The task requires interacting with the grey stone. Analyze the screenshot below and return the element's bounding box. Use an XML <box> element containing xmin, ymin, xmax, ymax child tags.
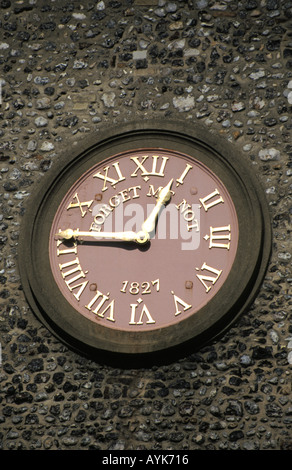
<box><xmin>101</xmin><ymin>92</ymin><xmax>116</xmax><ymax>108</ymax></box>
<box><xmin>173</xmin><ymin>95</ymin><xmax>195</xmax><ymax>111</ymax></box>
<box><xmin>133</xmin><ymin>50</ymin><xmax>147</xmax><ymax>60</ymax></box>
<box><xmin>40</xmin><ymin>141</ymin><xmax>55</xmax><ymax>151</ymax></box>
<box><xmin>34</xmin><ymin>117</ymin><xmax>48</xmax><ymax>127</ymax></box>
<box><xmin>258</xmin><ymin>148</ymin><xmax>280</xmax><ymax>161</ymax></box>
<box><xmin>231</xmin><ymin>101</ymin><xmax>245</xmax><ymax>112</ymax></box>
<box><xmin>36</xmin><ymin>98</ymin><xmax>51</xmax><ymax>110</ymax></box>
<box><xmin>27</xmin><ymin>140</ymin><xmax>38</xmax><ymax>151</ymax></box>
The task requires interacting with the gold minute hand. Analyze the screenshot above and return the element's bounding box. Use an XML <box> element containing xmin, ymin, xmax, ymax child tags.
<box><xmin>141</xmin><ymin>178</ymin><xmax>173</xmax><ymax>234</ymax></box>
<box><xmin>56</xmin><ymin>229</ymin><xmax>149</xmax><ymax>245</ymax></box>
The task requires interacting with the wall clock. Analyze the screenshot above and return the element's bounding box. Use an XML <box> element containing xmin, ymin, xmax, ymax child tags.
<box><xmin>19</xmin><ymin>121</ymin><xmax>271</xmax><ymax>363</ymax></box>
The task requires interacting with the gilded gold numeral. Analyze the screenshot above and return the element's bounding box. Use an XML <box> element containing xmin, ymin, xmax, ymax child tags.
<box><xmin>56</xmin><ymin>239</ymin><xmax>78</xmax><ymax>256</ymax></box>
<box><xmin>199</xmin><ymin>189</ymin><xmax>224</xmax><ymax>212</ymax></box>
<box><xmin>131</xmin><ymin>155</ymin><xmax>168</xmax><ymax>180</ymax></box>
<box><xmin>176</xmin><ymin>163</ymin><xmax>193</xmax><ymax>187</ymax></box>
<box><xmin>59</xmin><ymin>257</ymin><xmax>82</xmax><ymax>278</ymax></box>
<box><xmin>67</xmin><ymin>193</ymin><xmax>93</xmax><ymax>218</ymax></box>
<box><xmin>171</xmin><ymin>291</ymin><xmax>192</xmax><ymax>316</ymax></box>
<box><xmin>204</xmin><ymin>225</ymin><xmax>231</xmax><ymax>250</ymax></box>
<box><xmin>58</xmin><ymin>256</ymin><xmax>89</xmax><ymax>300</ymax></box>
<box><xmin>129</xmin><ymin>300</ymin><xmax>155</xmax><ymax>325</ymax></box>
<box><xmin>71</xmin><ymin>281</ymin><xmax>89</xmax><ymax>301</ymax></box>
<box><xmin>120</xmin><ymin>279</ymin><xmax>160</xmax><ymax>295</ymax></box>
<box><xmin>196</xmin><ymin>262</ymin><xmax>222</xmax><ymax>293</ymax></box>
<box><xmin>93</xmin><ymin>161</ymin><xmax>126</xmax><ymax>192</ymax></box>
<box><xmin>85</xmin><ymin>290</ymin><xmax>115</xmax><ymax>322</ymax></box>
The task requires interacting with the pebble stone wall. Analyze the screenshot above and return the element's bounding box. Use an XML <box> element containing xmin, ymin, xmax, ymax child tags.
<box><xmin>0</xmin><ymin>0</ymin><xmax>291</xmax><ymax>452</ymax></box>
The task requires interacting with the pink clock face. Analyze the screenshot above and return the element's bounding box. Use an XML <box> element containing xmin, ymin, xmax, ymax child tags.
<box><xmin>49</xmin><ymin>149</ymin><xmax>239</xmax><ymax>333</ymax></box>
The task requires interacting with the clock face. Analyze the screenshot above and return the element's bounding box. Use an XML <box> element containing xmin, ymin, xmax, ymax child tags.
<box><xmin>49</xmin><ymin>149</ymin><xmax>239</xmax><ymax>333</ymax></box>
<box><xmin>19</xmin><ymin>122</ymin><xmax>271</xmax><ymax>359</ymax></box>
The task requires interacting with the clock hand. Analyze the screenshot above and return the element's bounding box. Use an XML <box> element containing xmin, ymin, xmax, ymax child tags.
<box><xmin>55</xmin><ymin>229</ymin><xmax>149</xmax><ymax>245</ymax></box>
<box><xmin>56</xmin><ymin>179</ymin><xmax>173</xmax><ymax>245</ymax></box>
<box><xmin>141</xmin><ymin>178</ymin><xmax>173</xmax><ymax>235</ymax></box>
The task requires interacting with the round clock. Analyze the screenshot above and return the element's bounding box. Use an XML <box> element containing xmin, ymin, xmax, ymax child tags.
<box><xmin>19</xmin><ymin>122</ymin><xmax>271</xmax><ymax>362</ymax></box>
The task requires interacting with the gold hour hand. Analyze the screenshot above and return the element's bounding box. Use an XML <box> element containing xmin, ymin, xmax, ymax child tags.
<box><xmin>56</xmin><ymin>229</ymin><xmax>149</xmax><ymax>245</ymax></box>
<box><xmin>141</xmin><ymin>178</ymin><xmax>173</xmax><ymax>234</ymax></box>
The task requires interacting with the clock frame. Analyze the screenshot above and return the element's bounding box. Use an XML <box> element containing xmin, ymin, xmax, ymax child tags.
<box><xmin>19</xmin><ymin>121</ymin><xmax>271</xmax><ymax>363</ymax></box>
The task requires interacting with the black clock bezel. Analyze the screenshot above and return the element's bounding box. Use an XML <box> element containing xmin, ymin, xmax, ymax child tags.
<box><xmin>19</xmin><ymin>121</ymin><xmax>271</xmax><ymax>364</ymax></box>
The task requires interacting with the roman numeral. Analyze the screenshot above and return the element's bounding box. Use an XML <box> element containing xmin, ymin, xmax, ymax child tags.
<box><xmin>67</xmin><ymin>193</ymin><xmax>93</xmax><ymax>217</ymax></box>
<box><xmin>56</xmin><ymin>239</ymin><xmax>78</xmax><ymax>256</ymax></box>
<box><xmin>171</xmin><ymin>291</ymin><xmax>192</xmax><ymax>316</ymax></box>
<box><xmin>199</xmin><ymin>189</ymin><xmax>224</xmax><ymax>212</ymax></box>
<box><xmin>58</xmin><ymin>257</ymin><xmax>89</xmax><ymax>298</ymax></box>
<box><xmin>93</xmin><ymin>161</ymin><xmax>125</xmax><ymax>192</ymax></box>
<box><xmin>196</xmin><ymin>262</ymin><xmax>222</xmax><ymax>293</ymax></box>
<box><xmin>85</xmin><ymin>290</ymin><xmax>115</xmax><ymax>322</ymax></box>
<box><xmin>129</xmin><ymin>300</ymin><xmax>155</xmax><ymax>325</ymax></box>
<box><xmin>71</xmin><ymin>281</ymin><xmax>89</xmax><ymax>301</ymax></box>
<box><xmin>59</xmin><ymin>257</ymin><xmax>83</xmax><ymax>279</ymax></box>
<box><xmin>176</xmin><ymin>163</ymin><xmax>192</xmax><ymax>187</ymax></box>
<box><xmin>130</xmin><ymin>155</ymin><xmax>168</xmax><ymax>180</ymax></box>
<box><xmin>204</xmin><ymin>225</ymin><xmax>231</xmax><ymax>250</ymax></box>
